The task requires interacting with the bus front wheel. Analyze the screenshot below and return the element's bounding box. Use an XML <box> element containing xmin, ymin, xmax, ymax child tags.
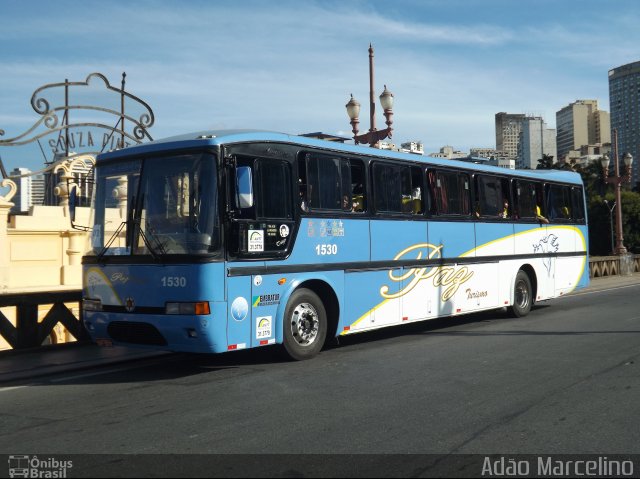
<box><xmin>282</xmin><ymin>288</ymin><xmax>327</xmax><ymax>361</ymax></box>
<box><xmin>510</xmin><ymin>270</ymin><xmax>533</xmax><ymax>318</ymax></box>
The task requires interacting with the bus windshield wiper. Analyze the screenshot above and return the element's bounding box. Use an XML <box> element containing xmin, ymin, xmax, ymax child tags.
<box><xmin>136</xmin><ymin>221</ymin><xmax>166</xmax><ymax>260</ymax></box>
<box><xmin>97</xmin><ymin>221</ymin><xmax>127</xmax><ymax>262</ymax></box>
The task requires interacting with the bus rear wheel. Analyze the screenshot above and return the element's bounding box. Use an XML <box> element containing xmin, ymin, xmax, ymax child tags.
<box><xmin>282</xmin><ymin>288</ymin><xmax>327</xmax><ymax>361</ymax></box>
<box><xmin>510</xmin><ymin>270</ymin><xmax>533</xmax><ymax>317</ymax></box>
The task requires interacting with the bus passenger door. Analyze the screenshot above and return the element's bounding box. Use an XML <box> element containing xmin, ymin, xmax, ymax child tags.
<box><xmin>226</xmin><ymin>270</ymin><xmax>254</xmax><ymax>351</ymax></box>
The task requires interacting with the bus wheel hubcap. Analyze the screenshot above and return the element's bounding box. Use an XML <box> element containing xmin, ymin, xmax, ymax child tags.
<box><xmin>291</xmin><ymin>303</ymin><xmax>319</xmax><ymax>346</ymax></box>
<box><xmin>516</xmin><ymin>280</ymin><xmax>529</xmax><ymax>309</ymax></box>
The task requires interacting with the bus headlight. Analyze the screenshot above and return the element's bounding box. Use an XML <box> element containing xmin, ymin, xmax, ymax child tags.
<box><xmin>83</xmin><ymin>299</ymin><xmax>103</xmax><ymax>312</ymax></box>
<box><xmin>165</xmin><ymin>301</ymin><xmax>211</xmax><ymax>315</ymax></box>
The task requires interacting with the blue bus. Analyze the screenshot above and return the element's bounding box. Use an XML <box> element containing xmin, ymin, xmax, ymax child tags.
<box><xmin>81</xmin><ymin>130</ymin><xmax>588</xmax><ymax>360</ymax></box>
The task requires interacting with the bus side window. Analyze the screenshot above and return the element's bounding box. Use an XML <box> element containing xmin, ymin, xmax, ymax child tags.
<box><xmin>433</xmin><ymin>170</ymin><xmax>470</xmax><ymax>216</ymax></box>
<box><xmin>349</xmin><ymin>159</ymin><xmax>366</xmax><ymax>213</ymax></box>
<box><xmin>300</xmin><ymin>152</ymin><xmax>367</xmax><ymax>214</ymax></box>
<box><xmin>410</xmin><ymin>166</ymin><xmax>423</xmax><ymax>215</ymax></box>
<box><xmin>546</xmin><ymin>184</ymin><xmax>572</xmax><ymax>222</ymax></box>
<box><xmin>514</xmin><ymin>180</ymin><xmax>537</xmax><ymax>220</ymax></box>
<box><xmin>372</xmin><ymin>162</ymin><xmax>412</xmax><ymax>214</ymax></box>
<box><xmin>426</xmin><ymin>170</ymin><xmax>438</xmax><ymax>215</ymax></box>
<box><xmin>572</xmin><ymin>187</ymin><xmax>585</xmax><ymax>222</ymax></box>
<box><xmin>297</xmin><ymin>155</ymin><xmax>309</xmax><ymax>212</ymax></box>
<box><xmin>255</xmin><ymin>158</ymin><xmax>292</xmax><ymax>219</ymax></box>
<box><xmin>476</xmin><ymin>174</ymin><xmax>508</xmax><ymax>218</ymax></box>
<box><xmin>306</xmin><ymin>153</ymin><xmax>342</xmax><ymax>210</ymax></box>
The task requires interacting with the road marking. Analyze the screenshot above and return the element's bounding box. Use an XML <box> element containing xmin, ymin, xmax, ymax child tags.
<box><xmin>0</xmin><ymin>385</ymin><xmax>29</xmax><ymax>393</ymax></box>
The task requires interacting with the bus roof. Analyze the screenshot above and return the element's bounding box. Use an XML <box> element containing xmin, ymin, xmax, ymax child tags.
<box><xmin>98</xmin><ymin>129</ymin><xmax>583</xmax><ymax>185</ymax></box>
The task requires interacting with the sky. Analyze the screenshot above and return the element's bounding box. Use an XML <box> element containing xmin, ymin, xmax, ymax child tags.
<box><xmin>1</xmin><ymin>0</ymin><xmax>639</xmax><ymax>174</ymax></box>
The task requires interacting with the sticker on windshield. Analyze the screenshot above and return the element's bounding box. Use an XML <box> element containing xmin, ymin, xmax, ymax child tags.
<box><xmin>279</xmin><ymin>224</ymin><xmax>289</xmax><ymax>238</ymax></box>
<box><xmin>248</xmin><ymin>230</ymin><xmax>264</xmax><ymax>252</ymax></box>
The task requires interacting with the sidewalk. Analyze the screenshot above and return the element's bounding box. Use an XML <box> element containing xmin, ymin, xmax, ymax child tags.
<box><xmin>580</xmin><ymin>271</ymin><xmax>640</xmax><ymax>292</ymax></box>
<box><xmin>1</xmin><ymin>273</ymin><xmax>639</xmax><ymax>384</ymax></box>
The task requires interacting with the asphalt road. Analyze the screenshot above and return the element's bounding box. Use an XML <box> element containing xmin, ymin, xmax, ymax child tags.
<box><xmin>1</xmin><ymin>282</ymin><xmax>640</xmax><ymax>476</ymax></box>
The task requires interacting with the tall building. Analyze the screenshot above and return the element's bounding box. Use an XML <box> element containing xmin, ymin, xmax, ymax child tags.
<box><xmin>495</xmin><ymin>113</ymin><xmax>526</xmax><ymax>162</ymax></box>
<box><xmin>31</xmin><ymin>173</ymin><xmax>45</xmax><ymax>207</ymax></box>
<box><xmin>609</xmin><ymin>61</ymin><xmax>640</xmax><ymax>186</ymax></box>
<box><xmin>8</xmin><ymin>168</ymin><xmax>46</xmax><ymax>212</ymax></box>
<box><xmin>555</xmin><ymin>100</ymin><xmax>610</xmax><ymax>162</ymax></box>
<box><xmin>517</xmin><ymin>117</ymin><xmax>557</xmax><ymax>169</ymax></box>
<box><xmin>9</xmin><ymin>168</ymin><xmax>32</xmax><ymax>213</ymax></box>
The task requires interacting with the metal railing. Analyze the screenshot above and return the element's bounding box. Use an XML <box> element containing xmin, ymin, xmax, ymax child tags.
<box><xmin>0</xmin><ymin>290</ymin><xmax>87</xmax><ymax>350</ymax></box>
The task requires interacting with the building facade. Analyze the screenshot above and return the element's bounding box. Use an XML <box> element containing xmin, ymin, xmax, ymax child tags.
<box><xmin>555</xmin><ymin>100</ymin><xmax>610</xmax><ymax>162</ymax></box>
<box><xmin>9</xmin><ymin>168</ymin><xmax>32</xmax><ymax>213</ymax></box>
<box><xmin>517</xmin><ymin>117</ymin><xmax>557</xmax><ymax>169</ymax></box>
<box><xmin>428</xmin><ymin>145</ymin><xmax>468</xmax><ymax>160</ymax></box>
<box><xmin>495</xmin><ymin>112</ymin><xmax>526</xmax><ymax>162</ymax></box>
<box><xmin>609</xmin><ymin>61</ymin><xmax>640</xmax><ymax>186</ymax></box>
<box><xmin>400</xmin><ymin>141</ymin><xmax>424</xmax><ymax>155</ymax></box>
<box><xmin>31</xmin><ymin>173</ymin><xmax>45</xmax><ymax>207</ymax></box>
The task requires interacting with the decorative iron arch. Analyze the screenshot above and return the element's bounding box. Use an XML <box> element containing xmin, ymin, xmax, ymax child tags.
<box><xmin>0</xmin><ymin>72</ymin><xmax>155</xmax><ymax>155</ymax></box>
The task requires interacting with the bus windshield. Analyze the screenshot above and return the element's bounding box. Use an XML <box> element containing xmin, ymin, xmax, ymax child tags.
<box><xmin>89</xmin><ymin>151</ymin><xmax>220</xmax><ymax>257</ymax></box>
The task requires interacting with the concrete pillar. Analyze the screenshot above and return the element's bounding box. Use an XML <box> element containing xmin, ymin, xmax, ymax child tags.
<box><xmin>53</xmin><ymin>172</ymin><xmax>73</xmax><ymax>208</ymax></box>
<box><xmin>62</xmin><ymin>230</ymin><xmax>85</xmax><ymax>286</ymax></box>
<box><xmin>0</xmin><ymin>179</ymin><xmax>17</xmax><ymax>291</ymax></box>
<box><xmin>620</xmin><ymin>253</ymin><xmax>635</xmax><ymax>276</ymax></box>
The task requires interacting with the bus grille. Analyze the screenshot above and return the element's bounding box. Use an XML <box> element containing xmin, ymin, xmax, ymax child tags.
<box><xmin>107</xmin><ymin>321</ymin><xmax>168</xmax><ymax>346</ymax></box>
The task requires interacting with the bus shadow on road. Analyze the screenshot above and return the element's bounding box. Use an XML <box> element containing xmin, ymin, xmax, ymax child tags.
<box><xmin>35</xmin><ymin>306</ymin><xmax>568</xmax><ymax>386</ymax></box>
<box><xmin>331</xmin><ymin>306</ymin><xmax>521</xmax><ymax>350</ymax></box>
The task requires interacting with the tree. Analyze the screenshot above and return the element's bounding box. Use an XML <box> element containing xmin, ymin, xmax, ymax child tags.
<box><xmin>536</xmin><ymin>154</ymin><xmax>555</xmax><ymax>170</ymax></box>
<box><xmin>587</xmin><ymin>190</ymin><xmax>640</xmax><ymax>255</ymax></box>
<box><xmin>530</xmin><ymin>155</ymin><xmax>639</xmax><ymax>255</ymax></box>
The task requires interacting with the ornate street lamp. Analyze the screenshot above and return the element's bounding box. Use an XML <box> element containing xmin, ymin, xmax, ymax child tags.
<box><xmin>345</xmin><ymin>45</ymin><xmax>394</xmax><ymax>147</ymax></box>
<box><xmin>603</xmin><ymin>199</ymin><xmax>616</xmax><ymax>255</ymax></box>
<box><xmin>601</xmin><ymin>128</ymin><xmax>634</xmax><ymax>255</ymax></box>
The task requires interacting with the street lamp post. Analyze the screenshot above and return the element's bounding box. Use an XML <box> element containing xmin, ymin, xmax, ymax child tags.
<box><xmin>345</xmin><ymin>44</ymin><xmax>394</xmax><ymax>148</ymax></box>
<box><xmin>601</xmin><ymin>128</ymin><xmax>634</xmax><ymax>255</ymax></box>
<box><xmin>603</xmin><ymin>199</ymin><xmax>616</xmax><ymax>255</ymax></box>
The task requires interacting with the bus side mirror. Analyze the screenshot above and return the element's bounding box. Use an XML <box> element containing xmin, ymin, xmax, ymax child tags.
<box><xmin>68</xmin><ymin>183</ymin><xmax>91</xmax><ymax>232</ymax></box>
<box><xmin>236</xmin><ymin>166</ymin><xmax>254</xmax><ymax>209</ymax></box>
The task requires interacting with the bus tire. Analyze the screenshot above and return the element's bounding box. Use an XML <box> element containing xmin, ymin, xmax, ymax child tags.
<box><xmin>282</xmin><ymin>288</ymin><xmax>327</xmax><ymax>361</ymax></box>
<box><xmin>510</xmin><ymin>270</ymin><xmax>533</xmax><ymax>318</ymax></box>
